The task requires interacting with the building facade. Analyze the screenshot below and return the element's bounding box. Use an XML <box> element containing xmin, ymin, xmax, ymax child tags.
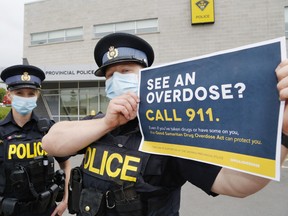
<box><xmin>9</xmin><ymin>0</ymin><xmax>288</xmax><ymax>121</ymax></box>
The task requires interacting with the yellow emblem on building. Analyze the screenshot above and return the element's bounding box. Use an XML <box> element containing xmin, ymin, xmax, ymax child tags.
<box><xmin>196</xmin><ymin>0</ymin><xmax>209</xmax><ymax>11</ymax></box>
<box><xmin>107</xmin><ymin>46</ymin><xmax>118</xmax><ymax>59</ymax></box>
<box><xmin>191</xmin><ymin>0</ymin><xmax>215</xmax><ymax>25</ymax></box>
<box><xmin>21</xmin><ymin>72</ymin><xmax>31</xmax><ymax>81</ymax></box>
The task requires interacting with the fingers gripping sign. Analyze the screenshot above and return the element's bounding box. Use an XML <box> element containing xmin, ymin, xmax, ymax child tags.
<box><xmin>276</xmin><ymin>59</ymin><xmax>288</xmax><ymax>100</ymax></box>
<box><xmin>104</xmin><ymin>92</ymin><xmax>140</xmax><ymax>128</ymax></box>
<box><xmin>276</xmin><ymin>60</ymin><xmax>288</xmax><ymax>134</ymax></box>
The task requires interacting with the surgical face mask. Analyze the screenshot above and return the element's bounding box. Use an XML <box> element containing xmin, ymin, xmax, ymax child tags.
<box><xmin>105</xmin><ymin>72</ymin><xmax>139</xmax><ymax>99</ymax></box>
<box><xmin>12</xmin><ymin>95</ymin><xmax>37</xmax><ymax>116</ymax></box>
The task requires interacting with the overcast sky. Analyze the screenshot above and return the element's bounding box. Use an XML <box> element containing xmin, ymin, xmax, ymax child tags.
<box><xmin>0</xmin><ymin>0</ymin><xmax>39</xmax><ymax>87</ymax></box>
<box><xmin>0</xmin><ymin>0</ymin><xmax>40</xmax><ymax>68</ymax></box>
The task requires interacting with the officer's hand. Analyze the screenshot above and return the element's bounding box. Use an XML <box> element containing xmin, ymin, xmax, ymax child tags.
<box><xmin>51</xmin><ymin>200</ymin><xmax>67</xmax><ymax>216</ymax></box>
<box><xmin>276</xmin><ymin>59</ymin><xmax>288</xmax><ymax>133</ymax></box>
<box><xmin>104</xmin><ymin>92</ymin><xmax>139</xmax><ymax>128</ymax></box>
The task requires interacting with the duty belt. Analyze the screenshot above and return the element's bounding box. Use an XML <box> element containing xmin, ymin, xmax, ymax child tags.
<box><xmin>0</xmin><ymin>184</ymin><xmax>59</xmax><ymax>216</ymax></box>
<box><xmin>77</xmin><ymin>185</ymin><xmax>144</xmax><ymax>216</ymax></box>
<box><xmin>106</xmin><ymin>185</ymin><xmax>138</xmax><ymax>209</ymax></box>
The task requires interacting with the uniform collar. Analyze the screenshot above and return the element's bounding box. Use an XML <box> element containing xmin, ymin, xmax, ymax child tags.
<box><xmin>0</xmin><ymin>110</ymin><xmax>38</xmax><ymax>126</ymax></box>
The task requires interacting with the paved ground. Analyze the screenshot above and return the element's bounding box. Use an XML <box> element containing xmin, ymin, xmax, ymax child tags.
<box><xmin>61</xmin><ymin>156</ymin><xmax>288</xmax><ymax>216</ymax></box>
<box><xmin>179</xmin><ymin>159</ymin><xmax>288</xmax><ymax>216</ymax></box>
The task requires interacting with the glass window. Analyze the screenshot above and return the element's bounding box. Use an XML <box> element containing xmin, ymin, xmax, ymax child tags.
<box><xmin>66</xmin><ymin>28</ymin><xmax>83</xmax><ymax>41</ymax></box>
<box><xmin>42</xmin><ymin>82</ymin><xmax>59</xmax><ymax>89</ymax></box>
<box><xmin>94</xmin><ymin>18</ymin><xmax>158</xmax><ymax>38</ymax></box>
<box><xmin>31</xmin><ymin>32</ymin><xmax>47</xmax><ymax>45</ymax></box>
<box><xmin>79</xmin><ymin>81</ymin><xmax>98</xmax><ymax>88</ymax></box>
<box><xmin>45</xmin><ymin>95</ymin><xmax>59</xmax><ymax>121</ymax></box>
<box><xmin>31</xmin><ymin>27</ymin><xmax>83</xmax><ymax>45</ymax></box>
<box><xmin>99</xmin><ymin>87</ymin><xmax>109</xmax><ymax>112</ymax></box>
<box><xmin>60</xmin><ymin>89</ymin><xmax>78</xmax><ymax>118</ymax></box>
<box><xmin>94</xmin><ymin>24</ymin><xmax>114</xmax><ymax>37</ymax></box>
<box><xmin>60</xmin><ymin>116</ymin><xmax>79</xmax><ymax>121</ymax></box>
<box><xmin>60</xmin><ymin>82</ymin><xmax>78</xmax><ymax>88</ymax></box>
<box><xmin>285</xmin><ymin>7</ymin><xmax>288</xmax><ymax>38</ymax></box>
<box><xmin>42</xmin><ymin>89</ymin><xmax>59</xmax><ymax>94</ymax></box>
<box><xmin>79</xmin><ymin>88</ymin><xmax>98</xmax><ymax>117</ymax></box>
<box><xmin>42</xmin><ymin>81</ymin><xmax>108</xmax><ymax>121</ymax></box>
<box><xmin>48</xmin><ymin>30</ymin><xmax>65</xmax><ymax>43</ymax></box>
<box><xmin>137</xmin><ymin>19</ymin><xmax>158</xmax><ymax>34</ymax></box>
<box><xmin>116</xmin><ymin>21</ymin><xmax>135</xmax><ymax>34</ymax></box>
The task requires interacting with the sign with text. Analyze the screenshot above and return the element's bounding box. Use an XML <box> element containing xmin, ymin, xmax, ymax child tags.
<box><xmin>38</xmin><ymin>64</ymin><xmax>105</xmax><ymax>81</ymax></box>
<box><xmin>138</xmin><ymin>37</ymin><xmax>286</xmax><ymax>180</ymax></box>
<box><xmin>191</xmin><ymin>0</ymin><xmax>215</xmax><ymax>24</ymax></box>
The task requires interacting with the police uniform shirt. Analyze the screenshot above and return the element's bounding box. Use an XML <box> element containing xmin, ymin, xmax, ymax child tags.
<box><xmin>78</xmin><ymin>117</ymin><xmax>221</xmax><ymax>215</ymax></box>
<box><xmin>0</xmin><ymin>111</ymin><xmax>69</xmax><ymax>165</ymax></box>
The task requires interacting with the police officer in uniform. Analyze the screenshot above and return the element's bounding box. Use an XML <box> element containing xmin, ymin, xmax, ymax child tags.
<box><xmin>42</xmin><ymin>33</ymin><xmax>288</xmax><ymax>216</ymax></box>
<box><xmin>0</xmin><ymin>65</ymin><xmax>71</xmax><ymax>216</ymax></box>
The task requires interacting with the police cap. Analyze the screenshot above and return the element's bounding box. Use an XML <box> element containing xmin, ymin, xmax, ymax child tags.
<box><xmin>0</xmin><ymin>64</ymin><xmax>45</xmax><ymax>90</ymax></box>
<box><xmin>94</xmin><ymin>32</ymin><xmax>154</xmax><ymax>77</ymax></box>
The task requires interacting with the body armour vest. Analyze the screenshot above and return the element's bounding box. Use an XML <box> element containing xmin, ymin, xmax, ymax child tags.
<box><xmin>0</xmin><ymin>120</ymin><xmax>55</xmax><ymax>201</ymax></box>
<box><xmin>78</xmin><ymin>119</ymin><xmax>182</xmax><ymax>216</ymax></box>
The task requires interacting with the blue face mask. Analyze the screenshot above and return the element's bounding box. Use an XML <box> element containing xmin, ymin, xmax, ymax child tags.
<box><xmin>105</xmin><ymin>72</ymin><xmax>139</xmax><ymax>99</ymax></box>
<box><xmin>12</xmin><ymin>95</ymin><xmax>37</xmax><ymax>116</ymax></box>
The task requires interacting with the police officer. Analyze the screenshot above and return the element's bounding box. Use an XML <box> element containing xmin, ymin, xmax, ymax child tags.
<box><xmin>42</xmin><ymin>33</ymin><xmax>288</xmax><ymax>216</ymax></box>
<box><xmin>0</xmin><ymin>65</ymin><xmax>71</xmax><ymax>216</ymax></box>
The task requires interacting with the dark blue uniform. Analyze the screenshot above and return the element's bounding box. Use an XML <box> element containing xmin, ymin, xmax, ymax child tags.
<box><xmin>69</xmin><ymin>118</ymin><xmax>221</xmax><ymax>216</ymax></box>
<box><xmin>0</xmin><ymin>111</ymin><xmax>68</xmax><ymax>216</ymax></box>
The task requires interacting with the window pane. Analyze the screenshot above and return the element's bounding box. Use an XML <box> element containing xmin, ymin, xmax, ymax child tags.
<box><xmin>61</xmin><ymin>82</ymin><xmax>78</xmax><ymax>88</ymax></box>
<box><xmin>137</xmin><ymin>19</ymin><xmax>158</xmax><ymax>33</ymax></box>
<box><xmin>60</xmin><ymin>116</ymin><xmax>78</xmax><ymax>121</ymax></box>
<box><xmin>31</xmin><ymin>32</ymin><xmax>47</xmax><ymax>45</ymax></box>
<box><xmin>79</xmin><ymin>88</ymin><xmax>98</xmax><ymax>116</ymax></box>
<box><xmin>48</xmin><ymin>38</ymin><xmax>65</xmax><ymax>43</ymax></box>
<box><xmin>285</xmin><ymin>7</ymin><xmax>288</xmax><ymax>38</ymax></box>
<box><xmin>99</xmin><ymin>87</ymin><xmax>109</xmax><ymax>112</ymax></box>
<box><xmin>115</xmin><ymin>21</ymin><xmax>135</xmax><ymax>34</ymax></box>
<box><xmin>31</xmin><ymin>39</ymin><xmax>47</xmax><ymax>45</ymax></box>
<box><xmin>66</xmin><ymin>28</ymin><xmax>83</xmax><ymax>36</ymax></box>
<box><xmin>42</xmin><ymin>89</ymin><xmax>59</xmax><ymax>94</ymax></box>
<box><xmin>94</xmin><ymin>24</ymin><xmax>114</xmax><ymax>37</ymax></box>
<box><xmin>95</xmin><ymin>24</ymin><xmax>114</xmax><ymax>33</ymax></box>
<box><xmin>45</xmin><ymin>95</ymin><xmax>59</xmax><ymax>115</ymax></box>
<box><xmin>48</xmin><ymin>30</ymin><xmax>65</xmax><ymax>43</ymax></box>
<box><xmin>60</xmin><ymin>89</ymin><xmax>78</xmax><ymax>116</ymax></box>
<box><xmin>49</xmin><ymin>30</ymin><xmax>65</xmax><ymax>39</ymax></box>
<box><xmin>42</xmin><ymin>82</ymin><xmax>59</xmax><ymax>90</ymax></box>
<box><xmin>66</xmin><ymin>28</ymin><xmax>83</xmax><ymax>41</ymax></box>
<box><xmin>31</xmin><ymin>32</ymin><xmax>47</xmax><ymax>40</ymax></box>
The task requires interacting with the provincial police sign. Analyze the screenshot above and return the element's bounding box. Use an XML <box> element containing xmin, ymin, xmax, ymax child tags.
<box><xmin>138</xmin><ymin>37</ymin><xmax>286</xmax><ymax>180</ymax></box>
<box><xmin>39</xmin><ymin>64</ymin><xmax>105</xmax><ymax>81</ymax></box>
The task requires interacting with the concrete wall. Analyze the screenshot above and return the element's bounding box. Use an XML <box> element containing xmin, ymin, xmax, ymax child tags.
<box><xmin>23</xmin><ymin>0</ymin><xmax>286</xmax><ymax>67</ymax></box>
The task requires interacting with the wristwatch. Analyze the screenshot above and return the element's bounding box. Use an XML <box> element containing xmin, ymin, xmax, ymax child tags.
<box><xmin>282</xmin><ymin>132</ymin><xmax>288</xmax><ymax>149</ymax></box>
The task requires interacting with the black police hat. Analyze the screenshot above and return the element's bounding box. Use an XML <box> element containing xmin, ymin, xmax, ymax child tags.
<box><xmin>94</xmin><ymin>32</ymin><xmax>154</xmax><ymax>76</ymax></box>
<box><xmin>0</xmin><ymin>64</ymin><xmax>45</xmax><ymax>90</ymax></box>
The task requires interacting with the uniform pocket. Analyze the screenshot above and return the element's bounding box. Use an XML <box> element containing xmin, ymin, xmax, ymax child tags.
<box><xmin>79</xmin><ymin>188</ymin><xmax>105</xmax><ymax>216</ymax></box>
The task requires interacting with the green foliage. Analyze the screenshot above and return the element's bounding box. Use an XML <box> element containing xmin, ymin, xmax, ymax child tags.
<box><xmin>0</xmin><ymin>106</ymin><xmax>11</xmax><ymax>120</ymax></box>
<box><xmin>0</xmin><ymin>88</ymin><xmax>6</xmax><ymax>103</ymax></box>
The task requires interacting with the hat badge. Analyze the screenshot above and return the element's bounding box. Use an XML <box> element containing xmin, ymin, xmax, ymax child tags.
<box><xmin>107</xmin><ymin>46</ymin><xmax>118</xmax><ymax>59</ymax></box>
<box><xmin>21</xmin><ymin>72</ymin><xmax>31</xmax><ymax>81</ymax></box>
